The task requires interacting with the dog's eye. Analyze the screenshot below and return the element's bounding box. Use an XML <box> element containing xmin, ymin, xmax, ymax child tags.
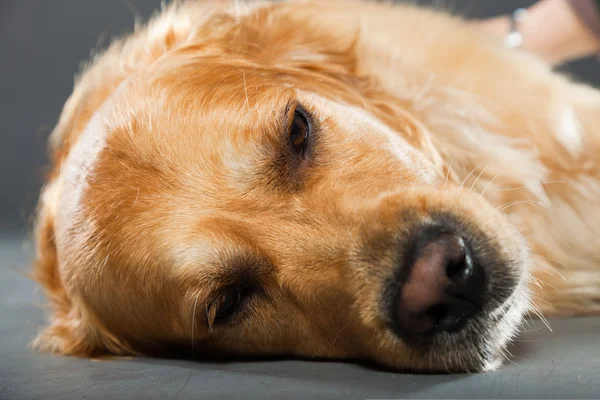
<box><xmin>214</xmin><ymin>288</ymin><xmax>242</xmax><ymax>320</ymax></box>
<box><xmin>290</xmin><ymin>109</ymin><xmax>310</xmax><ymax>153</ymax></box>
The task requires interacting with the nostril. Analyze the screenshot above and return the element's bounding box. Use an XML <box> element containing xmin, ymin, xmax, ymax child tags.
<box><xmin>445</xmin><ymin>236</ymin><xmax>467</xmax><ymax>281</ymax></box>
<box><xmin>448</xmin><ymin>247</ymin><xmax>486</xmax><ymax>308</ymax></box>
<box><xmin>438</xmin><ymin>235</ymin><xmax>484</xmax><ymax>301</ymax></box>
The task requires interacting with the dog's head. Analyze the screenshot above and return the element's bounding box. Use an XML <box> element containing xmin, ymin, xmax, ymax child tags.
<box><xmin>35</xmin><ymin>2</ymin><xmax>530</xmax><ymax>372</ymax></box>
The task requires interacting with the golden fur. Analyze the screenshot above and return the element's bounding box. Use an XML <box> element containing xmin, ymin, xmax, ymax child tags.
<box><xmin>33</xmin><ymin>0</ymin><xmax>600</xmax><ymax>372</ymax></box>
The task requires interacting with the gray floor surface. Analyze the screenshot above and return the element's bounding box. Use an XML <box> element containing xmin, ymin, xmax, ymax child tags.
<box><xmin>1</xmin><ymin>234</ymin><xmax>599</xmax><ymax>399</ymax></box>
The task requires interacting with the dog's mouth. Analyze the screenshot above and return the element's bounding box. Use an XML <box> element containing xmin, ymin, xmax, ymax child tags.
<box><xmin>381</xmin><ymin>291</ymin><xmax>529</xmax><ymax>373</ymax></box>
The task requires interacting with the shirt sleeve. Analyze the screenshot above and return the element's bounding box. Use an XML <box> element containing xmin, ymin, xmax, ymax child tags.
<box><xmin>566</xmin><ymin>0</ymin><xmax>600</xmax><ymax>41</ymax></box>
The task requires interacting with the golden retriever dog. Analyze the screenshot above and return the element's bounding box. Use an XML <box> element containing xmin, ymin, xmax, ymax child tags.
<box><xmin>32</xmin><ymin>0</ymin><xmax>600</xmax><ymax>373</ymax></box>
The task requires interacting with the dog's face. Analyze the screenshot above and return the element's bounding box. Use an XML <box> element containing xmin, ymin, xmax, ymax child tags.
<box><xmin>51</xmin><ymin>52</ymin><xmax>530</xmax><ymax>372</ymax></box>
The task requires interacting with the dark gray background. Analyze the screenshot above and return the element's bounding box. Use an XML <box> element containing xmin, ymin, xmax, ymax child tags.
<box><xmin>1</xmin><ymin>1</ymin><xmax>600</xmax><ymax>399</ymax></box>
<box><xmin>1</xmin><ymin>0</ymin><xmax>599</xmax><ymax>234</ymax></box>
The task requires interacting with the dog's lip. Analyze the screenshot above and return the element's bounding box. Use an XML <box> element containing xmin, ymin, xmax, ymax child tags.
<box><xmin>402</xmin><ymin>294</ymin><xmax>483</xmax><ymax>336</ymax></box>
<box><xmin>431</xmin><ymin>297</ymin><xmax>482</xmax><ymax>333</ymax></box>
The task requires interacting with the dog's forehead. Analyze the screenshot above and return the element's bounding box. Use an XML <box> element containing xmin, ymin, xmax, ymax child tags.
<box><xmin>54</xmin><ymin>76</ymin><xmax>283</xmax><ymax>258</ymax></box>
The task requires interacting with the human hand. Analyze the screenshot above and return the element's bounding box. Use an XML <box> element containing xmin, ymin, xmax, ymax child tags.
<box><xmin>477</xmin><ymin>0</ymin><xmax>600</xmax><ymax>65</ymax></box>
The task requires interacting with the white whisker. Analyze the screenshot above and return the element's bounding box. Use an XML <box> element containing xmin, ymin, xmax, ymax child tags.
<box><xmin>499</xmin><ymin>347</ymin><xmax>519</xmax><ymax>367</ymax></box>
<box><xmin>530</xmin><ymin>303</ymin><xmax>552</xmax><ymax>332</ymax></box>
<box><xmin>529</xmin><ymin>275</ymin><xmax>545</xmax><ymax>289</ymax></box>
<box><xmin>191</xmin><ymin>294</ymin><xmax>200</xmax><ymax>360</ymax></box>
<box><xmin>241</xmin><ymin>70</ymin><xmax>249</xmax><ymax>110</ymax></box>
<box><xmin>532</xmin><ymin>256</ymin><xmax>568</xmax><ymax>280</ymax></box>
<box><xmin>470</xmin><ymin>156</ymin><xmax>496</xmax><ymax>191</ymax></box>
<box><xmin>479</xmin><ymin>172</ymin><xmax>500</xmax><ymax>198</ymax></box>
<box><xmin>531</xmin><ymin>294</ymin><xmax>552</xmax><ymax>306</ymax></box>
<box><xmin>494</xmin><ymin>181</ymin><xmax>567</xmax><ymax>192</ymax></box>
<box><xmin>498</xmin><ymin>200</ymin><xmax>547</xmax><ymax>213</ymax></box>
<box><xmin>445</xmin><ymin>156</ymin><xmax>455</xmax><ymax>185</ymax></box>
<box><xmin>459</xmin><ymin>161</ymin><xmax>486</xmax><ymax>191</ymax></box>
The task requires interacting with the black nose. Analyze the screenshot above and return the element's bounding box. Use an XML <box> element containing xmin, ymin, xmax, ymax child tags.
<box><xmin>393</xmin><ymin>226</ymin><xmax>486</xmax><ymax>337</ymax></box>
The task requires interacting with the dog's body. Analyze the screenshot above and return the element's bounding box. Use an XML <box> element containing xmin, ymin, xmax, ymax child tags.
<box><xmin>34</xmin><ymin>0</ymin><xmax>600</xmax><ymax>372</ymax></box>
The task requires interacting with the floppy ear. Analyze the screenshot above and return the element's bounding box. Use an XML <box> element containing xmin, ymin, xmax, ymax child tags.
<box><xmin>32</xmin><ymin>2</ymin><xmax>206</xmax><ymax>355</ymax></box>
<box><xmin>31</xmin><ymin>182</ymin><xmax>99</xmax><ymax>356</ymax></box>
<box><xmin>32</xmin><ymin>183</ymin><xmax>139</xmax><ymax>356</ymax></box>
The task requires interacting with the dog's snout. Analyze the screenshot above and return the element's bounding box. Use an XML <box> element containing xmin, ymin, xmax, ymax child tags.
<box><xmin>393</xmin><ymin>227</ymin><xmax>486</xmax><ymax>338</ymax></box>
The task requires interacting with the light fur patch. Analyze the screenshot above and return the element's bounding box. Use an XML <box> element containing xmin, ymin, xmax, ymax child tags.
<box><xmin>553</xmin><ymin>104</ymin><xmax>583</xmax><ymax>157</ymax></box>
<box><xmin>55</xmin><ymin>81</ymin><xmax>133</xmax><ymax>268</ymax></box>
<box><xmin>297</xmin><ymin>90</ymin><xmax>439</xmax><ymax>184</ymax></box>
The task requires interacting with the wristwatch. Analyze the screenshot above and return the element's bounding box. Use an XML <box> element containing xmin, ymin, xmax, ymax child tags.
<box><xmin>505</xmin><ymin>8</ymin><xmax>528</xmax><ymax>49</ymax></box>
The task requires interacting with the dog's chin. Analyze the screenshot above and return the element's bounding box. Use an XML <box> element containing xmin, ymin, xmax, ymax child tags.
<box><xmin>481</xmin><ymin>279</ymin><xmax>532</xmax><ymax>371</ymax></box>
